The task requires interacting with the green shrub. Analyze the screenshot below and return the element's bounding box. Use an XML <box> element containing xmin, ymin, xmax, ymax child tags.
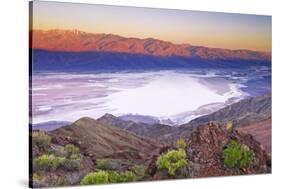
<box><xmin>96</xmin><ymin>159</ymin><xmax>107</xmax><ymax>170</ymax></box>
<box><xmin>60</xmin><ymin>156</ymin><xmax>81</xmax><ymax>171</ymax></box>
<box><xmin>96</xmin><ymin>158</ymin><xmax>131</xmax><ymax>170</ymax></box>
<box><xmin>51</xmin><ymin>145</ymin><xmax>66</xmax><ymax>157</ymax></box>
<box><xmin>32</xmin><ymin>131</ymin><xmax>51</xmax><ymax>152</ymax></box>
<box><xmin>33</xmin><ymin>144</ymin><xmax>82</xmax><ymax>172</ymax></box>
<box><xmin>65</xmin><ymin>144</ymin><xmax>80</xmax><ymax>158</ymax></box>
<box><xmin>223</xmin><ymin>140</ymin><xmax>254</xmax><ymax>168</ymax></box>
<box><xmin>131</xmin><ymin>165</ymin><xmax>146</xmax><ymax>180</ymax></box>
<box><xmin>223</xmin><ymin>140</ymin><xmax>241</xmax><ymax>168</ymax></box>
<box><xmin>80</xmin><ymin>171</ymin><xmax>109</xmax><ymax>185</ymax></box>
<box><xmin>156</xmin><ymin>149</ymin><xmax>188</xmax><ymax>176</ymax></box>
<box><xmin>240</xmin><ymin>144</ymin><xmax>254</xmax><ymax>168</ymax></box>
<box><xmin>176</xmin><ymin>138</ymin><xmax>187</xmax><ymax>149</ymax></box>
<box><xmin>80</xmin><ymin>171</ymin><xmax>136</xmax><ymax>185</ymax></box>
<box><xmin>118</xmin><ymin>171</ymin><xmax>136</xmax><ymax>182</ymax></box>
<box><xmin>33</xmin><ymin>154</ymin><xmax>64</xmax><ymax>171</ymax></box>
<box><xmin>226</xmin><ymin>121</ymin><xmax>233</xmax><ymax>132</ymax></box>
<box><xmin>107</xmin><ymin>171</ymin><xmax>121</xmax><ymax>183</ymax></box>
<box><xmin>107</xmin><ymin>171</ymin><xmax>135</xmax><ymax>183</ymax></box>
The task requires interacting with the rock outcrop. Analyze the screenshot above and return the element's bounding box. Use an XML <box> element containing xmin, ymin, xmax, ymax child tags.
<box><xmin>187</xmin><ymin>122</ymin><xmax>270</xmax><ymax>178</ymax></box>
<box><xmin>145</xmin><ymin>122</ymin><xmax>270</xmax><ymax>180</ymax></box>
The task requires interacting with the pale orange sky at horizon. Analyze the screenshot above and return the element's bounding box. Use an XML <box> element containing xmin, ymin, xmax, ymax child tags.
<box><xmin>31</xmin><ymin>1</ymin><xmax>272</xmax><ymax>52</ymax></box>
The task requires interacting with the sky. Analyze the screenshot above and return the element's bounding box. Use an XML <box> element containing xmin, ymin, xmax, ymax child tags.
<box><xmin>31</xmin><ymin>1</ymin><xmax>272</xmax><ymax>52</ymax></box>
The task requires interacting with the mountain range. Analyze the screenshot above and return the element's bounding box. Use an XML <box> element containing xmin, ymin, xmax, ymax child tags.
<box><xmin>30</xmin><ymin>29</ymin><xmax>271</xmax><ymax>71</ymax></box>
<box><xmin>31</xmin><ymin>29</ymin><xmax>270</xmax><ymax>60</ymax></box>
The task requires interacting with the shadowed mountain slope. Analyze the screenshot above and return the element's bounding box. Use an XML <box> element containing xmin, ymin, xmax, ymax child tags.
<box><xmin>172</xmin><ymin>94</ymin><xmax>271</xmax><ymax>139</ymax></box>
<box><xmin>238</xmin><ymin>118</ymin><xmax>272</xmax><ymax>153</ymax></box>
<box><xmin>51</xmin><ymin>117</ymin><xmax>162</xmax><ymax>161</ymax></box>
<box><xmin>33</xmin><ymin>50</ymin><xmax>269</xmax><ymax>71</ymax></box>
<box><xmin>97</xmin><ymin>113</ymin><xmax>174</xmax><ymax>142</ymax></box>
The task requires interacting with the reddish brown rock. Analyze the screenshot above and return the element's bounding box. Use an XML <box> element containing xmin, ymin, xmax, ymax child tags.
<box><xmin>186</xmin><ymin>122</ymin><xmax>270</xmax><ymax>178</ymax></box>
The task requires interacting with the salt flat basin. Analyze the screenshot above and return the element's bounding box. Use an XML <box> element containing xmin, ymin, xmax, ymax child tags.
<box><xmin>104</xmin><ymin>72</ymin><xmax>245</xmax><ymax>117</ymax></box>
<box><xmin>31</xmin><ymin>69</ymin><xmax>265</xmax><ymax>126</ymax></box>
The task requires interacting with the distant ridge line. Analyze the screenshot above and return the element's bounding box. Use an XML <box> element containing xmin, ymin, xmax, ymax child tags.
<box><xmin>31</xmin><ymin>29</ymin><xmax>271</xmax><ymax>61</ymax></box>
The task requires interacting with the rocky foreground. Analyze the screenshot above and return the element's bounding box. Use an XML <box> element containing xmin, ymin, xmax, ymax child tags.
<box><xmin>31</xmin><ymin>120</ymin><xmax>271</xmax><ymax>187</ymax></box>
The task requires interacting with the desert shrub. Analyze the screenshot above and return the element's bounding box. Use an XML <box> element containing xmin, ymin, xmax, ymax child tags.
<box><xmin>118</xmin><ymin>171</ymin><xmax>136</xmax><ymax>182</ymax></box>
<box><xmin>223</xmin><ymin>140</ymin><xmax>241</xmax><ymax>168</ymax></box>
<box><xmin>226</xmin><ymin>121</ymin><xmax>233</xmax><ymax>132</ymax></box>
<box><xmin>96</xmin><ymin>158</ymin><xmax>130</xmax><ymax>170</ymax></box>
<box><xmin>156</xmin><ymin>149</ymin><xmax>188</xmax><ymax>176</ymax></box>
<box><xmin>108</xmin><ymin>171</ymin><xmax>136</xmax><ymax>183</ymax></box>
<box><xmin>64</xmin><ymin>144</ymin><xmax>80</xmax><ymax>158</ymax></box>
<box><xmin>131</xmin><ymin>165</ymin><xmax>146</xmax><ymax>180</ymax></box>
<box><xmin>240</xmin><ymin>144</ymin><xmax>254</xmax><ymax>168</ymax></box>
<box><xmin>107</xmin><ymin>171</ymin><xmax>135</xmax><ymax>183</ymax></box>
<box><xmin>60</xmin><ymin>156</ymin><xmax>81</xmax><ymax>171</ymax></box>
<box><xmin>80</xmin><ymin>171</ymin><xmax>136</xmax><ymax>185</ymax></box>
<box><xmin>51</xmin><ymin>145</ymin><xmax>67</xmax><ymax>157</ymax></box>
<box><xmin>223</xmin><ymin>140</ymin><xmax>254</xmax><ymax>168</ymax></box>
<box><xmin>96</xmin><ymin>159</ymin><xmax>107</xmax><ymax>170</ymax></box>
<box><xmin>32</xmin><ymin>131</ymin><xmax>51</xmax><ymax>152</ymax></box>
<box><xmin>80</xmin><ymin>171</ymin><xmax>109</xmax><ymax>185</ymax></box>
<box><xmin>33</xmin><ymin>154</ymin><xmax>64</xmax><ymax>171</ymax></box>
<box><xmin>176</xmin><ymin>138</ymin><xmax>187</xmax><ymax>150</ymax></box>
<box><xmin>107</xmin><ymin>171</ymin><xmax>121</xmax><ymax>183</ymax></box>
